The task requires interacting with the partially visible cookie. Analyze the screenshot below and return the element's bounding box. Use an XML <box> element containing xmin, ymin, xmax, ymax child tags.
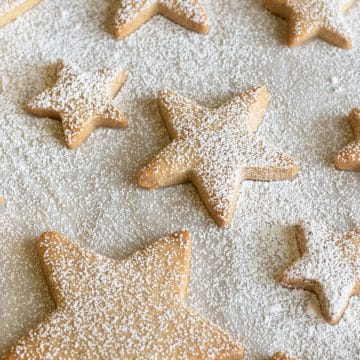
<box><xmin>263</xmin><ymin>0</ymin><xmax>357</xmax><ymax>48</ymax></box>
<box><xmin>0</xmin><ymin>0</ymin><xmax>41</xmax><ymax>27</ymax></box>
<box><xmin>5</xmin><ymin>230</ymin><xmax>244</xmax><ymax>359</ymax></box>
<box><xmin>25</xmin><ymin>60</ymin><xmax>127</xmax><ymax>149</ymax></box>
<box><xmin>139</xmin><ymin>87</ymin><xmax>298</xmax><ymax>227</ymax></box>
<box><xmin>269</xmin><ymin>352</ymin><xmax>296</xmax><ymax>360</ymax></box>
<box><xmin>335</xmin><ymin>108</ymin><xmax>360</xmax><ymax>171</ymax></box>
<box><xmin>281</xmin><ymin>222</ymin><xmax>360</xmax><ymax>324</ymax></box>
<box><xmin>114</xmin><ymin>0</ymin><xmax>209</xmax><ymax>38</ymax></box>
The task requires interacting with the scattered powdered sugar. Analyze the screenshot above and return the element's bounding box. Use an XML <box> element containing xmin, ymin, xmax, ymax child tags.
<box><xmin>335</xmin><ymin>108</ymin><xmax>360</xmax><ymax>166</ymax></box>
<box><xmin>0</xmin><ymin>0</ymin><xmax>359</xmax><ymax>359</ymax></box>
<box><xmin>26</xmin><ymin>61</ymin><xmax>125</xmax><ymax>146</ymax></box>
<box><xmin>0</xmin><ymin>1</ymin><xmax>26</xmax><ymax>17</ymax></box>
<box><xmin>140</xmin><ymin>87</ymin><xmax>297</xmax><ymax>226</ymax></box>
<box><xmin>282</xmin><ymin>222</ymin><xmax>359</xmax><ymax>323</ymax></box>
<box><xmin>115</xmin><ymin>0</ymin><xmax>208</xmax><ymax>27</ymax></box>
<box><xmin>10</xmin><ymin>231</ymin><xmax>242</xmax><ymax>358</ymax></box>
<box><xmin>265</xmin><ymin>0</ymin><xmax>356</xmax><ymax>46</ymax></box>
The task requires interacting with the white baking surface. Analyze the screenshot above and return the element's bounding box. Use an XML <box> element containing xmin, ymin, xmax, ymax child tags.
<box><xmin>0</xmin><ymin>0</ymin><xmax>359</xmax><ymax>358</ymax></box>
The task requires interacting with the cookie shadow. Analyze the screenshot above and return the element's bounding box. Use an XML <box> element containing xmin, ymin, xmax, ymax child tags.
<box><xmin>273</xmin><ymin>224</ymin><xmax>298</xmax><ymax>282</ymax></box>
<box><xmin>323</xmin><ymin>115</ymin><xmax>349</xmax><ymax>168</ymax></box>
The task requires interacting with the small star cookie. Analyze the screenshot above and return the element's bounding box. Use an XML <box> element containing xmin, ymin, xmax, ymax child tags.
<box><xmin>269</xmin><ymin>352</ymin><xmax>296</xmax><ymax>360</ymax></box>
<box><xmin>5</xmin><ymin>230</ymin><xmax>244</xmax><ymax>359</ymax></box>
<box><xmin>335</xmin><ymin>108</ymin><xmax>360</xmax><ymax>171</ymax></box>
<box><xmin>25</xmin><ymin>60</ymin><xmax>127</xmax><ymax>149</ymax></box>
<box><xmin>139</xmin><ymin>87</ymin><xmax>298</xmax><ymax>227</ymax></box>
<box><xmin>281</xmin><ymin>222</ymin><xmax>360</xmax><ymax>324</ymax></box>
<box><xmin>263</xmin><ymin>0</ymin><xmax>357</xmax><ymax>48</ymax></box>
<box><xmin>0</xmin><ymin>0</ymin><xmax>41</xmax><ymax>27</ymax></box>
<box><xmin>114</xmin><ymin>0</ymin><xmax>209</xmax><ymax>38</ymax></box>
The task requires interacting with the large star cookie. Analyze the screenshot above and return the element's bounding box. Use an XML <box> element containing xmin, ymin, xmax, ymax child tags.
<box><xmin>25</xmin><ymin>61</ymin><xmax>127</xmax><ymax>149</ymax></box>
<box><xmin>335</xmin><ymin>108</ymin><xmax>360</xmax><ymax>171</ymax></box>
<box><xmin>0</xmin><ymin>0</ymin><xmax>40</xmax><ymax>27</ymax></box>
<box><xmin>269</xmin><ymin>352</ymin><xmax>296</xmax><ymax>360</ymax></box>
<box><xmin>139</xmin><ymin>87</ymin><xmax>298</xmax><ymax>227</ymax></box>
<box><xmin>281</xmin><ymin>222</ymin><xmax>360</xmax><ymax>324</ymax></box>
<box><xmin>114</xmin><ymin>0</ymin><xmax>209</xmax><ymax>38</ymax></box>
<box><xmin>5</xmin><ymin>230</ymin><xmax>243</xmax><ymax>359</ymax></box>
<box><xmin>263</xmin><ymin>0</ymin><xmax>357</xmax><ymax>48</ymax></box>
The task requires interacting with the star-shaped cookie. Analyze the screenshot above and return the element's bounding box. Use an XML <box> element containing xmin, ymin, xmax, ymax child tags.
<box><xmin>139</xmin><ymin>87</ymin><xmax>298</xmax><ymax>227</ymax></box>
<box><xmin>281</xmin><ymin>222</ymin><xmax>360</xmax><ymax>324</ymax></box>
<box><xmin>114</xmin><ymin>0</ymin><xmax>209</xmax><ymax>38</ymax></box>
<box><xmin>5</xmin><ymin>230</ymin><xmax>243</xmax><ymax>359</ymax></box>
<box><xmin>25</xmin><ymin>60</ymin><xmax>127</xmax><ymax>149</ymax></box>
<box><xmin>263</xmin><ymin>0</ymin><xmax>357</xmax><ymax>48</ymax></box>
<box><xmin>335</xmin><ymin>108</ymin><xmax>360</xmax><ymax>171</ymax></box>
<box><xmin>0</xmin><ymin>0</ymin><xmax>41</xmax><ymax>27</ymax></box>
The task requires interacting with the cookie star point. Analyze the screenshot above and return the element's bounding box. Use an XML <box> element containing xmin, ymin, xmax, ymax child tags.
<box><xmin>264</xmin><ymin>0</ymin><xmax>357</xmax><ymax>48</ymax></box>
<box><xmin>25</xmin><ymin>60</ymin><xmax>127</xmax><ymax>149</ymax></box>
<box><xmin>114</xmin><ymin>0</ymin><xmax>209</xmax><ymax>39</ymax></box>
<box><xmin>139</xmin><ymin>87</ymin><xmax>298</xmax><ymax>227</ymax></box>
<box><xmin>281</xmin><ymin>222</ymin><xmax>360</xmax><ymax>324</ymax></box>
<box><xmin>335</xmin><ymin>108</ymin><xmax>360</xmax><ymax>171</ymax></box>
<box><xmin>6</xmin><ymin>230</ymin><xmax>243</xmax><ymax>359</ymax></box>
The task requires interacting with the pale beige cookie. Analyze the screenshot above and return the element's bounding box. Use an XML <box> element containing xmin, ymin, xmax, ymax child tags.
<box><xmin>263</xmin><ymin>0</ymin><xmax>357</xmax><ymax>48</ymax></box>
<box><xmin>114</xmin><ymin>0</ymin><xmax>209</xmax><ymax>38</ymax></box>
<box><xmin>25</xmin><ymin>60</ymin><xmax>127</xmax><ymax>149</ymax></box>
<box><xmin>335</xmin><ymin>108</ymin><xmax>360</xmax><ymax>171</ymax></box>
<box><xmin>281</xmin><ymin>222</ymin><xmax>360</xmax><ymax>324</ymax></box>
<box><xmin>139</xmin><ymin>87</ymin><xmax>298</xmax><ymax>227</ymax></box>
<box><xmin>5</xmin><ymin>230</ymin><xmax>244</xmax><ymax>359</ymax></box>
<box><xmin>0</xmin><ymin>0</ymin><xmax>40</xmax><ymax>27</ymax></box>
<box><xmin>269</xmin><ymin>352</ymin><xmax>296</xmax><ymax>360</ymax></box>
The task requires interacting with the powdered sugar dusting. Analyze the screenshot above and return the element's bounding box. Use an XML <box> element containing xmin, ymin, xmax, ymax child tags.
<box><xmin>0</xmin><ymin>0</ymin><xmax>359</xmax><ymax>358</ymax></box>
<box><xmin>265</xmin><ymin>0</ymin><xmax>357</xmax><ymax>47</ymax></box>
<box><xmin>8</xmin><ymin>231</ymin><xmax>243</xmax><ymax>359</ymax></box>
<box><xmin>26</xmin><ymin>61</ymin><xmax>126</xmax><ymax>147</ymax></box>
<box><xmin>335</xmin><ymin>108</ymin><xmax>360</xmax><ymax>168</ymax></box>
<box><xmin>115</xmin><ymin>0</ymin><xmax>207</xmax><ymax>27</ymax></box>
<box><xmin>282</xmin><ymin>222</ymin><xmax>359</xmax><ymax>323</ymax></box>
<box><xmin>139</xmin><ymin>87</ymin><xmax>298</xmax><ymax>226</ymax></box>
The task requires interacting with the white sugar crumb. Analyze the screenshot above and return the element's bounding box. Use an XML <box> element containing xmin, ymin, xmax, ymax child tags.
<box><xmin>0</xmin><ymin>0</ymin><xmax>359</xmax><ymax>359</ymax></box>
<box><xmin>115</xmin><ymin>0</ymin><xmax>207</xmax><ymax>27</ymax></box>
<box><xmin>141</xmin><ymin>87</ymin><xmax>297</xmax><ymax>225</ymax></box>
<box><xmin>285</xmin><ymin>0</ymin><xmax>353</xmax><ymax>36</ymax></box>
<box><xmin>26</xmin><ymin>61</ymin><xmax>125</xmax><ymax>146</ymax></box>
<box><xmin>9</xmin><ymin>232</ymin><xmax>242</xmax><ymax>358</ymax></box>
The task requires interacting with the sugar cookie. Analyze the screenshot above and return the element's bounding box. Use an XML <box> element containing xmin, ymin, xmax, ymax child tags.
<box><xmin>5</xmin><ymin>230</ymin><xmax>244</xmax><ymax>359</ymax></box>
<box><xmin>114</xmin><ymin>0</ymin><xmax>209</xmax><ymax>38</ymax></box>
<box><xmin>139</xmin><ymin>87</ymin><xmax>298</xmax><ymax>227</ymax></box>
<box><xmin>263</xmin><ymin>0</ymin><xmax>357</xmax><ymax>48</ymax></box>
<box><xmin>281</xmin><ymin>222</ymin><xmax>360</xmax><ymax>324</ymax></box>
<box><xmin>0</xmin><ymin>0</ymin><xmax>41</xmax><ymax>27</ymax></box>
<box><xmin>25</xmin><ymin>60</ymin><xmax>127</xmax><ymax>149</ymax></box>
<box><xmin>335</xmin><ymin>108</ymin><xmax>360</xmax><ymax>171</ymax></box>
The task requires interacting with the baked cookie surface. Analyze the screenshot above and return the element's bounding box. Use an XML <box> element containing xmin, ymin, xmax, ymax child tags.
<box><xmin>25</xmin><ymin>61</ymin><xmax>127</xmax><ymax>149</ymax></box>
<box><xmin>335</xmin><ymin>108</ymin><xmax>360</xmax><ymax>171</ymax></box>
<box><xmin>114</xmin><ymin>0</ymin><xmax>209</xmax><ymax>38</ymax></box>
<box><xmin>263</xmin><ymin>0</ymin><xmax>357</xmax><ymax>48</ymax></box>
<box><xmin>281</xmin><ymin>222</ymin><xmax>360</xmax><ymax>324</ymax></box>
<box><xmin>5</xmin><ymin>231</ymin><xmax>243</xmax><ymax>359</ymax></box>
<box><xmin>139</xmin><ymin>87</ymin><xmax>298</xmax><ymax>227</ymax></box>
